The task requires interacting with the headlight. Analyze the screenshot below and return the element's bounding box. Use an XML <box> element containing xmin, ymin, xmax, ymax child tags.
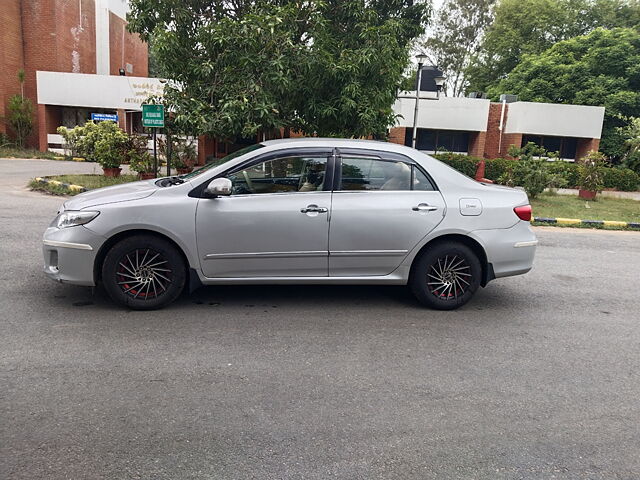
<box><xmin>52</xmin><ymin>211</ymin><xmax>100</xmax><ymax>229</ymax></box>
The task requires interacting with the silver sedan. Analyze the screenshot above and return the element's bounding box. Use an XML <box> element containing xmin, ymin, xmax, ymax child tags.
<box><xmin>43</xmin><ymin>138</ymin><xmax>537</xmax><ymax>310</ymax></box>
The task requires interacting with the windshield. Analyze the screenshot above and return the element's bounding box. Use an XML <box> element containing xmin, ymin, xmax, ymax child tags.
<box><xmin>180</xmin><ymin>143</ymin><xmax>266</xmax><ymax>181</ymax></box>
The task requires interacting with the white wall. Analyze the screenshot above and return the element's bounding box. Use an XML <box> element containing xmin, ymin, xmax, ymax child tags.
<box><xmin>393</xmin><ymin>94</ymin><xmax>490</xmax><ymax>132</ymax></box>
<box><xmin>505</xmin><ymin>102</ymin><xmax>605</xmax><ymax>139</ymax></box>
<box><xmin>37</xmin><ymin>71</ymin><xmax>165</xmax><ymax>110</ymax></box>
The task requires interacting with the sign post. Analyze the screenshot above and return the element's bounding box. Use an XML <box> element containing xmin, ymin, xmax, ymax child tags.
<box><xmin>142</xmin><ymin>104</ymin><xmax>165</xmax><ymax>177</ymax></box>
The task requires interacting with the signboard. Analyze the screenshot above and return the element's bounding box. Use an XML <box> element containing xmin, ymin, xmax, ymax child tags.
<box><xmin>142</xmin><ymin>104</ymin><xmax>165</xmax><ymax>128</ymax></box>
<box><xmin>91</xmin><ymin>113</ymin><xmax>118</xmax><ymax>122</ymax></box>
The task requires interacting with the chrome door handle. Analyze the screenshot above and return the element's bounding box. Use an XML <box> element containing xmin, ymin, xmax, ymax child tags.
<box><xmin>412</xmin><ymin>203</ymin><xmax>438</xmax><ymax>212</ymax></box>
<box><xmin>300</xmin><ymin>204</ymin><xmax>328</xmax><ymax>214</ymax></box>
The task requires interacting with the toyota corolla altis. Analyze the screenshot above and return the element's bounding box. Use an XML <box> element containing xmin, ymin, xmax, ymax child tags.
<box><xmin>43</xmin><ymin>139</ymin><xmax>537</xmax><ymax>310</ymax></box>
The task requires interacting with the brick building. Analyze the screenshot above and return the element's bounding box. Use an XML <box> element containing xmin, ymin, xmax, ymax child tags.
<box><xmin>0</xmin><ymin>0</ymin><xmax>149</xmax><ymax>149</ymax></box>
<box><xmin>389</xmin><ymin>93</ymin><xmax>604</xmax><ymax>161</ymax></box>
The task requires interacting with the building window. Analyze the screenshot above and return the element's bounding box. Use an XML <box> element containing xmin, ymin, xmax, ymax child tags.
<box><xmin>521</xmin><ymin>135</ymin><xmax>578</xmax><ymax>160</ymax></box>
<box><xmin>404</xmin><ymin>128</ymin><xmax>469</xmax><ymax>154</ymax></box>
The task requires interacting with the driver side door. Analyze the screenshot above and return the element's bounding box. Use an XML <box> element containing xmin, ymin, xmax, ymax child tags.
<box><xmin>195</xmin><ymin>150</ymin><xmax>333</xmax><ymax>278</ymax></box>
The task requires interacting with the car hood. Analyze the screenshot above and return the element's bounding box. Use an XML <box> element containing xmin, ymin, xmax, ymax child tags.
<box><xmin>63</xmin><ymin>180</ymin><xmax>158</xmax><ymax>210</ymax></box>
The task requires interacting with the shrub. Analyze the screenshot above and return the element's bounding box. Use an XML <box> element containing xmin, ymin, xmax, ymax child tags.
<box><xmin>484</xmin><ymin>157</ymin><xmax>514</xmax><ymax>182</ymax></box>
<box><xmin>547</xmin><ymin>161</ymin><xmax>580</xmax><ymax>188</ymax></box>
<box><xmin>602</xmin><ymin>167</ymin><xmax>640</xmax><ymax>191</ymax></box>
<box><xmin>58</xmin><ymin>121</ymin><xmax>127</xmax><ymax>169</ymax></box>
<box><xmin>579</xmin><ymin>151</ymin><xmax>606</xmax><ymax>194</ymax></box>
<box><xmin>0</xmin><ymin>132</ymin><xmax>11</xmax><ymax>147</ymax></box>
<box><xmin>126</xmin><ymin>135</ymin><xmax>155</xmax><ymax>173</ymax></box>
<box><xmin>6</xmin><ymin>94</ymin><xmax>34</xmax><ymax>148</ymax></box>
<box><xmin>432</xmin><ymin>153</ymin><xmax>479</xmax><ymax>177</ymax></box>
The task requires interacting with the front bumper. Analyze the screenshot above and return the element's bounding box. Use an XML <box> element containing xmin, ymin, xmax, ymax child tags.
<box><xmin>470</xmin><ymin>221</ymin><xmax>537</xmax><ymax>279</ymax></box>
<box><xmin>42</xmin><ymin>226</ymin><xmax>106</xmax><ymax>286</ymax></box>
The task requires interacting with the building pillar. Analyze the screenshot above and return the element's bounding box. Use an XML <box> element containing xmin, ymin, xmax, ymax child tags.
<box><xmin>197</xmin><ymin>135</ymin><xmax>215</xmax><ymax>166</ymax></box>
<box><xmin>37</xmin><ymin>104</ymin><xmax>48</xmax><ymax>151</ymax></box>
<box><xmin>117</xmin><ymin>109</ymin><xmax>127</xmax><ymax>132</ymax></box>
<box><xmin>468</xmin><ymin>131</ymin><xmax>486</xmax><ymax>157</ymax></box>
<box><xmin>388</xmin><ymin>127</ymin><xmax>406</xmax><ymax>146</ymax></box>
<box><xmin>575</xmin><ymin>138</ymin><xmax>600</xmax><ymax>161</ymax></box>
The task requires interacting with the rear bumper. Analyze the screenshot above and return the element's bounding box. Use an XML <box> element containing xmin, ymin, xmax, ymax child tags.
<box><xmin>470</xmin><ymin>222</ymin><xmax>537</xmax><ymax>279</ymax></box>
<box><xmin>42</xmin><ymin>226</ymin><xmax>105</xmax><ymax>286</ymax></box>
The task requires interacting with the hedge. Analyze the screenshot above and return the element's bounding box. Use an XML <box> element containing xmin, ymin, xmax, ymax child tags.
<box><xmin>432</xmin><ymin>153</ymin><xmax>639</xmax><ymax>192</ymax></box>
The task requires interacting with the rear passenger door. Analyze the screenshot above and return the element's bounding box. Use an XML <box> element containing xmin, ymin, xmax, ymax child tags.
<box><xmin>328</xmin><ymin>151</ymin><xmax>446</xmax><ymax>276</ymax></box>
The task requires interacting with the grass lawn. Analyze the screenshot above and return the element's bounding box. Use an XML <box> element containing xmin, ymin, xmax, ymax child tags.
<box><xmin>30</xmin><ymin>174</ymin><xmax>138</xmax><ymax>196</ymax></box>
<box><xmin>0</xmin><ymin>147</ymin><xmax>60</xmax><ymax>160</ymax></box>
<box><xmin>531</xmin><ymin>192</ymin><xmax>640</xmax><ymax>223</ymax></box>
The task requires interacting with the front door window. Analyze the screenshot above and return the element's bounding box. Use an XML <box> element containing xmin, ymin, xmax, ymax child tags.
<box><xmin>229</xmin><ymin>156</ymin><xmax>328</xmax><ymax>195</ymax></box>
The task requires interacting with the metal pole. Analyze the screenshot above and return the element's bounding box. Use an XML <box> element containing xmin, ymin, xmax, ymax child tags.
<box><xmin>411</xmin><ymin>62</ymin><xmax>424</xmax><ymax>149</ymax></box>
<box><xmin>166</xmin><ymin>131</ymin><xmax>171</xmax><ymax>177</ymax></box>
<box><xmin>153</xmin><ymin>129</ymin><xmax>158</xmax><ymax>178</ymax></box>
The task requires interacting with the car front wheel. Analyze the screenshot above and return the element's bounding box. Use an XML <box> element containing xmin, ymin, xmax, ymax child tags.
<box><xmin>102</xmin><ymin>234</ymin><xmax>186</xmax><ymax>310</ymax></box>
<box><xmin>410</xmin><ymin>241</ymin><xmax>482</xmax><ymax>310</ymax></box>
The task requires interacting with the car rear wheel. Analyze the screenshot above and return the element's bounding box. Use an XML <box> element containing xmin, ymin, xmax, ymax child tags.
<box><xmin>410</xmin><ymin>241</ymin><xmax>482</xmax><ymax>310</ymax></box>
<box><xmin>102</xmin><ymin>235</ymin><xmax>186</xmax><ymax>310</ymax></box>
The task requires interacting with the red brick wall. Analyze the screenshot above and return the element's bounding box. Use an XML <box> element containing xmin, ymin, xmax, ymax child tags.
<box><xmin>16</xmin><ymin>0</ymin><xmax>97</xmax><ymax>147</ymax></box>
<box><xmin>0</xmin><ymin>0</ymin><xmax>25</xmax><ymax>136</ymax></box>
<box><xmin>109</xmin><ymin>12</ymin><xmax>148</xmax><ymax>77</ymax></box>
<box><xmin>1</xmin><ymin>0</ymin><xmax>148</xmax><ymax>148</ymax></box>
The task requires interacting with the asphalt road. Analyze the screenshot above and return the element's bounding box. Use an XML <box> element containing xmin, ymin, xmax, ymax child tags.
<box><xmin>1</xmin><ymin>158</ymin><xmax>639</xmax><ymax>479</ymax></box>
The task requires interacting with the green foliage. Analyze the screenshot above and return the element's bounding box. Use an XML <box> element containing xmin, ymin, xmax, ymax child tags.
<box><xmin>579</xmin><ymin>150</ymin><xmax>607</xmax><ymax>193</ymax></box>
<box><xmin>466</xmin><ymin>0</ymin><xmax>640</xmax><ymax>93</ymax></box>
<box><xmin>435</xmin><ymin>151</ymin><xmax>639</xmax><ymax>191</ymax></box>
<box><xmin>433</xmin><ymin>152</ymin><xmax>480</xmax><ymax>177</ymax></box>
<box><xmin>6</xmin><ymin>94</ymin><xmax>34</xmax><ymax>148</ymax></box>
<box><xmin>0</xmin><ymin>132</ymin><xmax>10</xmax><ymax>147</ymax></box>
<box><xmin>547</xmin><ymin>161</ymin><xmax>580</xmax><ymax>188</ymax></box>
<box><xmin>487</xmin><ymin>28</ymin><xmax>640</xmax><ymax>161</ymax></box>
<box><xmin>618</xmin><ymin>117</ymin><xmax>640</xmax><ymax>174</ymax></box>
<box><xmin>58</xmin><ymin>121</ymin><xmax>128</xmax><ymax>169</ymax></box>
<box><xmin>125</xmin><ymin>134</ymin><xmax>155</xmax><ymax>173</ymax></box>
<box><xmin>602</xmin><ymin>167</ymin><xmax>640</xmax><ymax>191</ymax></box>
<box><xmin>127</xmin><ymin>0</ymin><xmax>430</xmax><ymax>140</ymax></box>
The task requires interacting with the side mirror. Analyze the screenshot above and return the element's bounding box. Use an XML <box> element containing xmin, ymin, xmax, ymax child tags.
<box><xmin>204</xmin><ymin>177</ymin><xmax>232</xmax><ymax>197</ymax></box>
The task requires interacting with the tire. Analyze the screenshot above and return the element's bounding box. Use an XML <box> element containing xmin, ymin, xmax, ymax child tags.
<box><xmin>410</xmin><ymin>241</ymin><xmax>482</xmax><ymax>310</ymax></box>
<box><xmin>102</xmin><ymin>234</ymin><xmax>186</xmax><ymax>310</ymax></box>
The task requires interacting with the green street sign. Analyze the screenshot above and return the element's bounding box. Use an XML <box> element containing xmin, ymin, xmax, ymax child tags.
<box><xmin>142</xmin><ymin>104</ymin><xmax>165</xmax><ymax>128</ymax></box>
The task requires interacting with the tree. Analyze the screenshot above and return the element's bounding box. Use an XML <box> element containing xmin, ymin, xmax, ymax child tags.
<box><xmin>419</xmin><ymin>0</ymin><xmax>496</xmax><ymax>97</ymax></box>
<box><xmin>466</xmin><ymin>0</ymin><xmax>640</xmax><ymax>93</ymax></box>
<box><xmin>127</xmin><ymin>0</ymin><xmax>430</xmax><ymax>140</ymax></box>
<box><xmin>486</xmin><ymin>28</ymin><xmax>640</xmax><ymax>160</ymax></box>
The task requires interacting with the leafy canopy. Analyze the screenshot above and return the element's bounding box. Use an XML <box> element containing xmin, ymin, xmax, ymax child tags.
<box><xmin>466</xmin><ymin>0</ymin><xmax>640</xmax><ymax>93</ymax></box>
<box><xmin>487</xmin><ymin>27</ymin><xmax>640</xmax><ymax>160</ymax></box>
<box><xmin>127</xmin><ymin>0</ymin><xmax>430</xmax><ymax>140</ymax></box>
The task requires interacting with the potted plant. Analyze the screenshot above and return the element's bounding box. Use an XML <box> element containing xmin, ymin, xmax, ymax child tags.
<box><xmin>578</xmin><ymin>151</ymin><xmax>605</xmax><ymax>200</ymax></box>
<box><xmin>129</xmin><ymin>152</ymin><xmax>156</xmax><ymax>180</ymax></box>
<box><xmin>125</xmin><ymin>134</ymin><xmax>155</xmax><ymax>179</ymax></box>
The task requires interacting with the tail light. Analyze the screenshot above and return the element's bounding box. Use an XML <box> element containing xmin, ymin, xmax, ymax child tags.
<box><xmin>514</xmin><ymin>205</ymin><xmax>532</xmax><ymax>222</ymax></box>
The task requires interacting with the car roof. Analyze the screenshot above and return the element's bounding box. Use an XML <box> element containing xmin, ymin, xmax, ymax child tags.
<box><xmin>261</xmin><ymin>137</ymin><xmax>414</xmax><ymax>154</ymax></box>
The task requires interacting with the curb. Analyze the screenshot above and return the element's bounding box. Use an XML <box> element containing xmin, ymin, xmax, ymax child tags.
<box><xmin>534</xmin><ymin>216</ymin><xmax>640</xmax><ymax>229</ymax></box>
<box><xmin>34</xmin><ymin>176</ymin><xmax>87</xmax><ymax>193</ymax></box>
